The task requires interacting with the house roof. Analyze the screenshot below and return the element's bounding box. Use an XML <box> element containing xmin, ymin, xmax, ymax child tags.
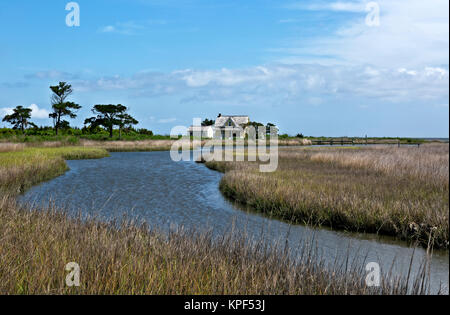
<box><xmin>215</xmin><ymin>115</ymin><xmax>249</xmax><ymax>128</ymax></box>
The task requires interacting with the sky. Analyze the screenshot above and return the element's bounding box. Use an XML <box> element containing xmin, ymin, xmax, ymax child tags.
<box><xmin>0</xmin><ymin>0</ymin><xmax>448</xmax><ymax>137</ymax></box>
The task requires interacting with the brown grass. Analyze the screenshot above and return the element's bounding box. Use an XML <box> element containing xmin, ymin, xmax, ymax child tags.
<box><xmin>79</xmin><ymin>139</ymin><xmax>179</xmax><ymax>152</ymax></box>
<box><xmin>310</xmin><ymin>144</ymin><xmax>449</xmax><ymax>187</ymax></box>
<box><xmin>0</xmin><ymin>139</ymin><xmax>201</xmax><ymax>153</ymax></box>
<box><xmin>0</xmin><ymin>143</ymin><xmax>25</xmax><ymax>153</ymax></box>
<box><xmin>205</xmin><ymin>144</ymin><xmax>449</xmax><ymax>249</ymax></box>
<box><xmin>0</xmin><ymin>197</ymin><xmax>434</xmax><ymax>295</ymax></box>
<box><xmin>0</xmin><ymin>143</ymin><xmax>441</xmax><ymax>294</ymax></box>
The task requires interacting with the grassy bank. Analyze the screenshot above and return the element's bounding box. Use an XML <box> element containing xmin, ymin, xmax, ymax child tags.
<box><xmin>0</xmin><ymin>139</ymin><xmax>206</xmax><ymax>153</ymax></box>
<box><xmin>205</xmin><ymin>144</ymin><xmax>449</xmax><ymax>249</ymax></box>
<box><xmin>0</xmin><ymin>197</ymin><xmax>433</xmax><ymax>294</ymax></box>
<box><xmin>80</xmin><ymin>139</ymin><xmax>184</xmax><ymax>152</ymax></box>
<box><xmin>0</xmin><ymin>146</ymin><xmax>109</xmax><ymax>194</ymax></box>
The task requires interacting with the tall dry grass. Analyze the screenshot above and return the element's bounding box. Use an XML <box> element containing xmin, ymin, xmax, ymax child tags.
<box><xmin>79</xmin><ymin>139</ymin><xmax>178</xmax><ymax>152</ymax></box>
<box><xmin>310</xmin><ymin>144</ymin><xmax>449</xmax><ymax>188</ymax></box>
<box><xmin>0</xmin><ymin>139</ymin><xmax>197</xmax><ymax>152</ymax></box>
<box><xmin>206</xmin><ymin>144</ymin><xmax>449</xmax><ymax>248</ymax></box>
<box><xmin>0</xmin><ymin>197</ymin><xmax>434</xmax><ymax>295</ymax></box>
<box><xmin>0</xmin><ymin>143</ymin><xmax>25</xmax><ymax>153</ymax></box>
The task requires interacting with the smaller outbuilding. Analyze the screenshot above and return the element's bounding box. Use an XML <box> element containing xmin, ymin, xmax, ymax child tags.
<box><xmin>187</xmin><ymin>125</ymin><xmax>214</xmax><ymax>139</ymax></box>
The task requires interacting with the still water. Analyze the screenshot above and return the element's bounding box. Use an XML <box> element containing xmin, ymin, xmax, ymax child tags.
<box><xmin>20</xmin><ymin>151</ymin><xmax>449</xmax><ymax>293</ymax></box>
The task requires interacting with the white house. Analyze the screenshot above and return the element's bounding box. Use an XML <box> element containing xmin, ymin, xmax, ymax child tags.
<box><xmin>213</xmin><ymin>114</ymin><xmax>249</xmax><ymax>139</ymax></box>
<box><xmin>187</xmin><ymin>125</ymin><xmax>214</xmax><ymax>139</ymax></box>
<box><xmin>187</xmin><ymin>114</ymin><xmax>251</xmax><ymax>139</ymax></box>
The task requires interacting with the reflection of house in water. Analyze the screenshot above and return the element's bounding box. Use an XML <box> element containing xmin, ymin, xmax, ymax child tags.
<box><xmin>187</xmin><ymin>114</ymin><xmax>250</xmax><ymax>139</ymax></box>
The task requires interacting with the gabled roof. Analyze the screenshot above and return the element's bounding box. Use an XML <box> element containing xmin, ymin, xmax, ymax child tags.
<box><xmin>215</xmin><ymin>115</ymin><xmax>249</xmax><ymax>128</ymax></box>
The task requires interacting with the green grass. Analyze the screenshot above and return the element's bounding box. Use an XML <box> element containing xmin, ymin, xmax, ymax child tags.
<box><xmin>0</xmin><ymin>128</ymin><xmax>174</xmax><ymax>143</ymax></box>
<box><xmin>0</xmin><ymin>147</ymin><xmax>109</xmax><ymax>194</ymax></box>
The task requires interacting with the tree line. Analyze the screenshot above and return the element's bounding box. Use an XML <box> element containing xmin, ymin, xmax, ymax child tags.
<box><xmin>2</xmin><ymin>82</ymin><xmax>139</xmax><ymax>139</ymax></box>
<box><xmin>3</xmin><ymin>81</ymin><xmax>290</xmax><ymax>140</ymax></box>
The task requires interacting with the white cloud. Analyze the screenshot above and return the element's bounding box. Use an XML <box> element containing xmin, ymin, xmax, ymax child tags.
<box><xmin>98</xmin><ymin>21</ymin><xmax>143</xmax><ymax>35</ymax></box>
<box><xmin>398</xmin><ymin>68</ymin><xmax>418</xmax><ymax>76</ymax></box>
<box><xmin>425</xmin><ymin>67</ymin><xmax>448</xmax><ymax>77</ymax></box>
<box><xmin>28</xmin><ymin>104</ymin><xmax>50</xmax><ymax>119</ymax></box>
<box><xmin>289</xmin><ymin>1</ymin><xmax>366</xmax><ymax>12</ymax></box>
<box><xmin>25</xmin><ymin>70</ymin><xmax>78</xmax><ymax>80</ymax></box>
<box><xmin>278</xmin><ymin>19</ymin><xmax>300</xmax><ymax>24</ymax></box>
<box><xmin>364</xmin><ymin>67</ymin><xmax>380</xmax><ymax>76</ymax></box>
<box><xmin>99</xmin><ymin>25</ymin><xmax>116</xmax><ymax>33</ymax></box>
<box><xmin>0</xmin><ymin>107</ymin><xmax>14</xmax><ymax>117</ymax></box>
<box><xmin>158</xmin><ymin>118</ymin><xmax>177</xmax><ymax>123</ymax></box>
<box><xmin>0</xmin><ymin>104</ymin><xmax>50</xmax><ymax>120</ymax></box>
<box><xmin>282</xmin><ymin>0</ymin><xmax>449</xmax><ymax>69</ymax></box>
<box><xmin>72</xmin><ymin>64</ymin><xmax>449</xmax><ymax>106</ymax></box>
<box><xmin>98</xmin><ymin>20</ymin><xmax>166</xmax><ymax>35</ymax></box>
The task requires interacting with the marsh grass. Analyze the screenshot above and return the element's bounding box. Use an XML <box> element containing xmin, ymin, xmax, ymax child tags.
<box><xmin>0</xmin><ymin>143</ymin><xmax>25</xmax><ymax>153</ymax></box>
<box><xmin>0</xmin><ymin>197</ymin><xmax>435</xmax><ymax>295</ymax></box>
<box><xmin>0</xmin><ymin>139</ymin><xmax>197</xmax><ymax>153</ymax></box>
<box><xmin>0</xmin><ymin>147</ymin><xmax>109</xmax><ymax>194</ymax></box>
<box><xmin>309</xmin><ymin>144</ymin><xmax>449</xmax><ymax>188</ymax></box>
<box><xmin>80</xmin><ymin>139</ymin><xmax>179</xmax><ymax>152</ymax></box>
<box><xmin>205</xmin><ymin>144</ymin><xmax>449</xmax><ymax>249</ymax></box>
<box><xmin>0</xmin><ymin>143</ymin><xmax>442</xmax><ymax>295</ymax></box>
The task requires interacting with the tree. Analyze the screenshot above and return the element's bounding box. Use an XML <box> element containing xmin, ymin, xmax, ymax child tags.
<box><xmin>201</xmin><ymin>118</ymin><xmax>215</xmax><ymax>126</ymax></box>
<box><xmin>266</xmin><ymin>123</ymin><xmax>278</xmax><ymax>136</ymax></box>
<box><xmin>117</xmin><ymin>113</ymin><xmax>139</xmax><ymax>139</ymax></box>
<box><xmin>244</xmin><ymin>121</ymin><xmax>265</xmax><ymax>140</ymax></box>
<box><xmin>2</xmin><ymin>105</ymin><xmax>33</xmax><ymax>133</ymax></box>
<box><xmin>137</xmin><ymin>128</ymin><xmax>153</xmax><ymax>136</ymax></box>
<box><xmin>84</xmin><ymin>104</ymin><xmax>138</xmax><ymax>138</ymax></box>
<box><xmin>49</xmin><ymin>82</ymin><xmax>81</xmax><ymax>135</ymax></box>
<box><xmin>245</xmin><ymin>121</ymin><xmax>264</xmax><ymax>129</ymax></box>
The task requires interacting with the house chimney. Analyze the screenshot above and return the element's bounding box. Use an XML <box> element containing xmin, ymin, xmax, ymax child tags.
<box><xmin>218</xmin><ymin>113</ymin><xmax>222</xmax><ymax>117</ymax></box>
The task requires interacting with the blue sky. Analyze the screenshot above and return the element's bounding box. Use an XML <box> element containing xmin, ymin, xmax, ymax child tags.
<box><xmin>0</xmin><ymin>0</ymin><xmax>448</xmax><ymax>137</ymax></box>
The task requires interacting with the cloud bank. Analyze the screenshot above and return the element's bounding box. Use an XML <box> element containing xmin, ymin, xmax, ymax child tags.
<box><xmin>281</xmin><ymin>0</ymin><xmax>449</xmax><ymax>68</ymax></box>
<box><xmin>70</xmin><ymin>64</ymin><xmax>449</xmax><ymax>107</ymax></box>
